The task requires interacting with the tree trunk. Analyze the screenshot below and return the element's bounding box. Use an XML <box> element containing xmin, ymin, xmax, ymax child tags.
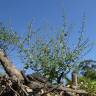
<box><xmin>0</xmin><ymin>49</ymin><xmax>24</xmax><ymax>81</ymax></box>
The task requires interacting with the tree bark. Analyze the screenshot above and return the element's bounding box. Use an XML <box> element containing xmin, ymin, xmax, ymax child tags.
<box><xmin>0</xmin><ymin>49</ymin><xmax>24</xmax><ymax>81</ymax></box>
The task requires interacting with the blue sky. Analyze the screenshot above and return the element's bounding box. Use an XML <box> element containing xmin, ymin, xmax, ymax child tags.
<box><xmin>0</xmin><ymin>0</ymin><xmax>96</xmax><ymax>69</ymax></box>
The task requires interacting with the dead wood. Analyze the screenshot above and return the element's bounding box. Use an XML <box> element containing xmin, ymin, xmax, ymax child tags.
<box><xmin>0</xmin><ymin>74</ymin><xmax>88</xmax><ymax>96</ymax></box>
<box><xmin>0</xmin><ymin>49</ymin><xmax>24</xmax><ymax>81</ymax></box>
<box><xmin>0</xmin><ymin>49</ymin><xmax>88</xmax><ymax>96</ymax></box>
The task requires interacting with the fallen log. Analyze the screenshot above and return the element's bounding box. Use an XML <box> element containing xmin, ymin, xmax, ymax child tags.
<box><xmin>0</xmin><ymin>49</ymin><xmax>24</xmax><ymax>81</ymax></box>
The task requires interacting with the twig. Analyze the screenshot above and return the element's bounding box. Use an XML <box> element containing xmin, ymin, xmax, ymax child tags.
<box><xmin>0</xmin><ymin>86</ymin><xmax>6</xmax><ymax>95</ymax></box>
<box><xmin>41</xmin><ymin>85</ymin><xmax>58</xmax><ymax>96</ymax></box>
<box><xmin>20</xmin><ymin>85</ymin><xmax>29</xmax><ymax>96</ymax></box>
<box><xmin>9</xmin><ymin>85</ymin><xmax>20</xmax><ymax>96</ymax></box>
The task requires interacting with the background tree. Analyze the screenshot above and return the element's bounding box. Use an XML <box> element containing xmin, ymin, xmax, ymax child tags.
<box><xmin>0</xmin><ymin>23</ymin><xmax>19</xmax><ymax>51</ymax></box>
<box><xmin>17</xmin><ymin>17</ymin><xmax>90</xmax><ymax>84</ymax></box>
<box><xmin>78</xmin><ymin>60</ymin><xmax>96</xmax><ymax>95</ymax></box>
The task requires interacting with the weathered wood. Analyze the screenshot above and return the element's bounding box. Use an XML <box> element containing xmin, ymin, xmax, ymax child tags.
<box><xmin>0</xmin><ymin>49</ymin><xmax>24</xmax><ymax>81</ymax></box>
<box><xmin>72</xmin><ymin>71</ymin><xmax>78</xmax><ymax>89</ymax></box>
<box><xmin>27</xmin><ymin>73</ymin><xmax>48</xmax><ymax>83</ymax></box>
<box><xmin>58</xmin><ymin>86</ymin><xmax>87</xmax><ymax>94</ymax></box>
